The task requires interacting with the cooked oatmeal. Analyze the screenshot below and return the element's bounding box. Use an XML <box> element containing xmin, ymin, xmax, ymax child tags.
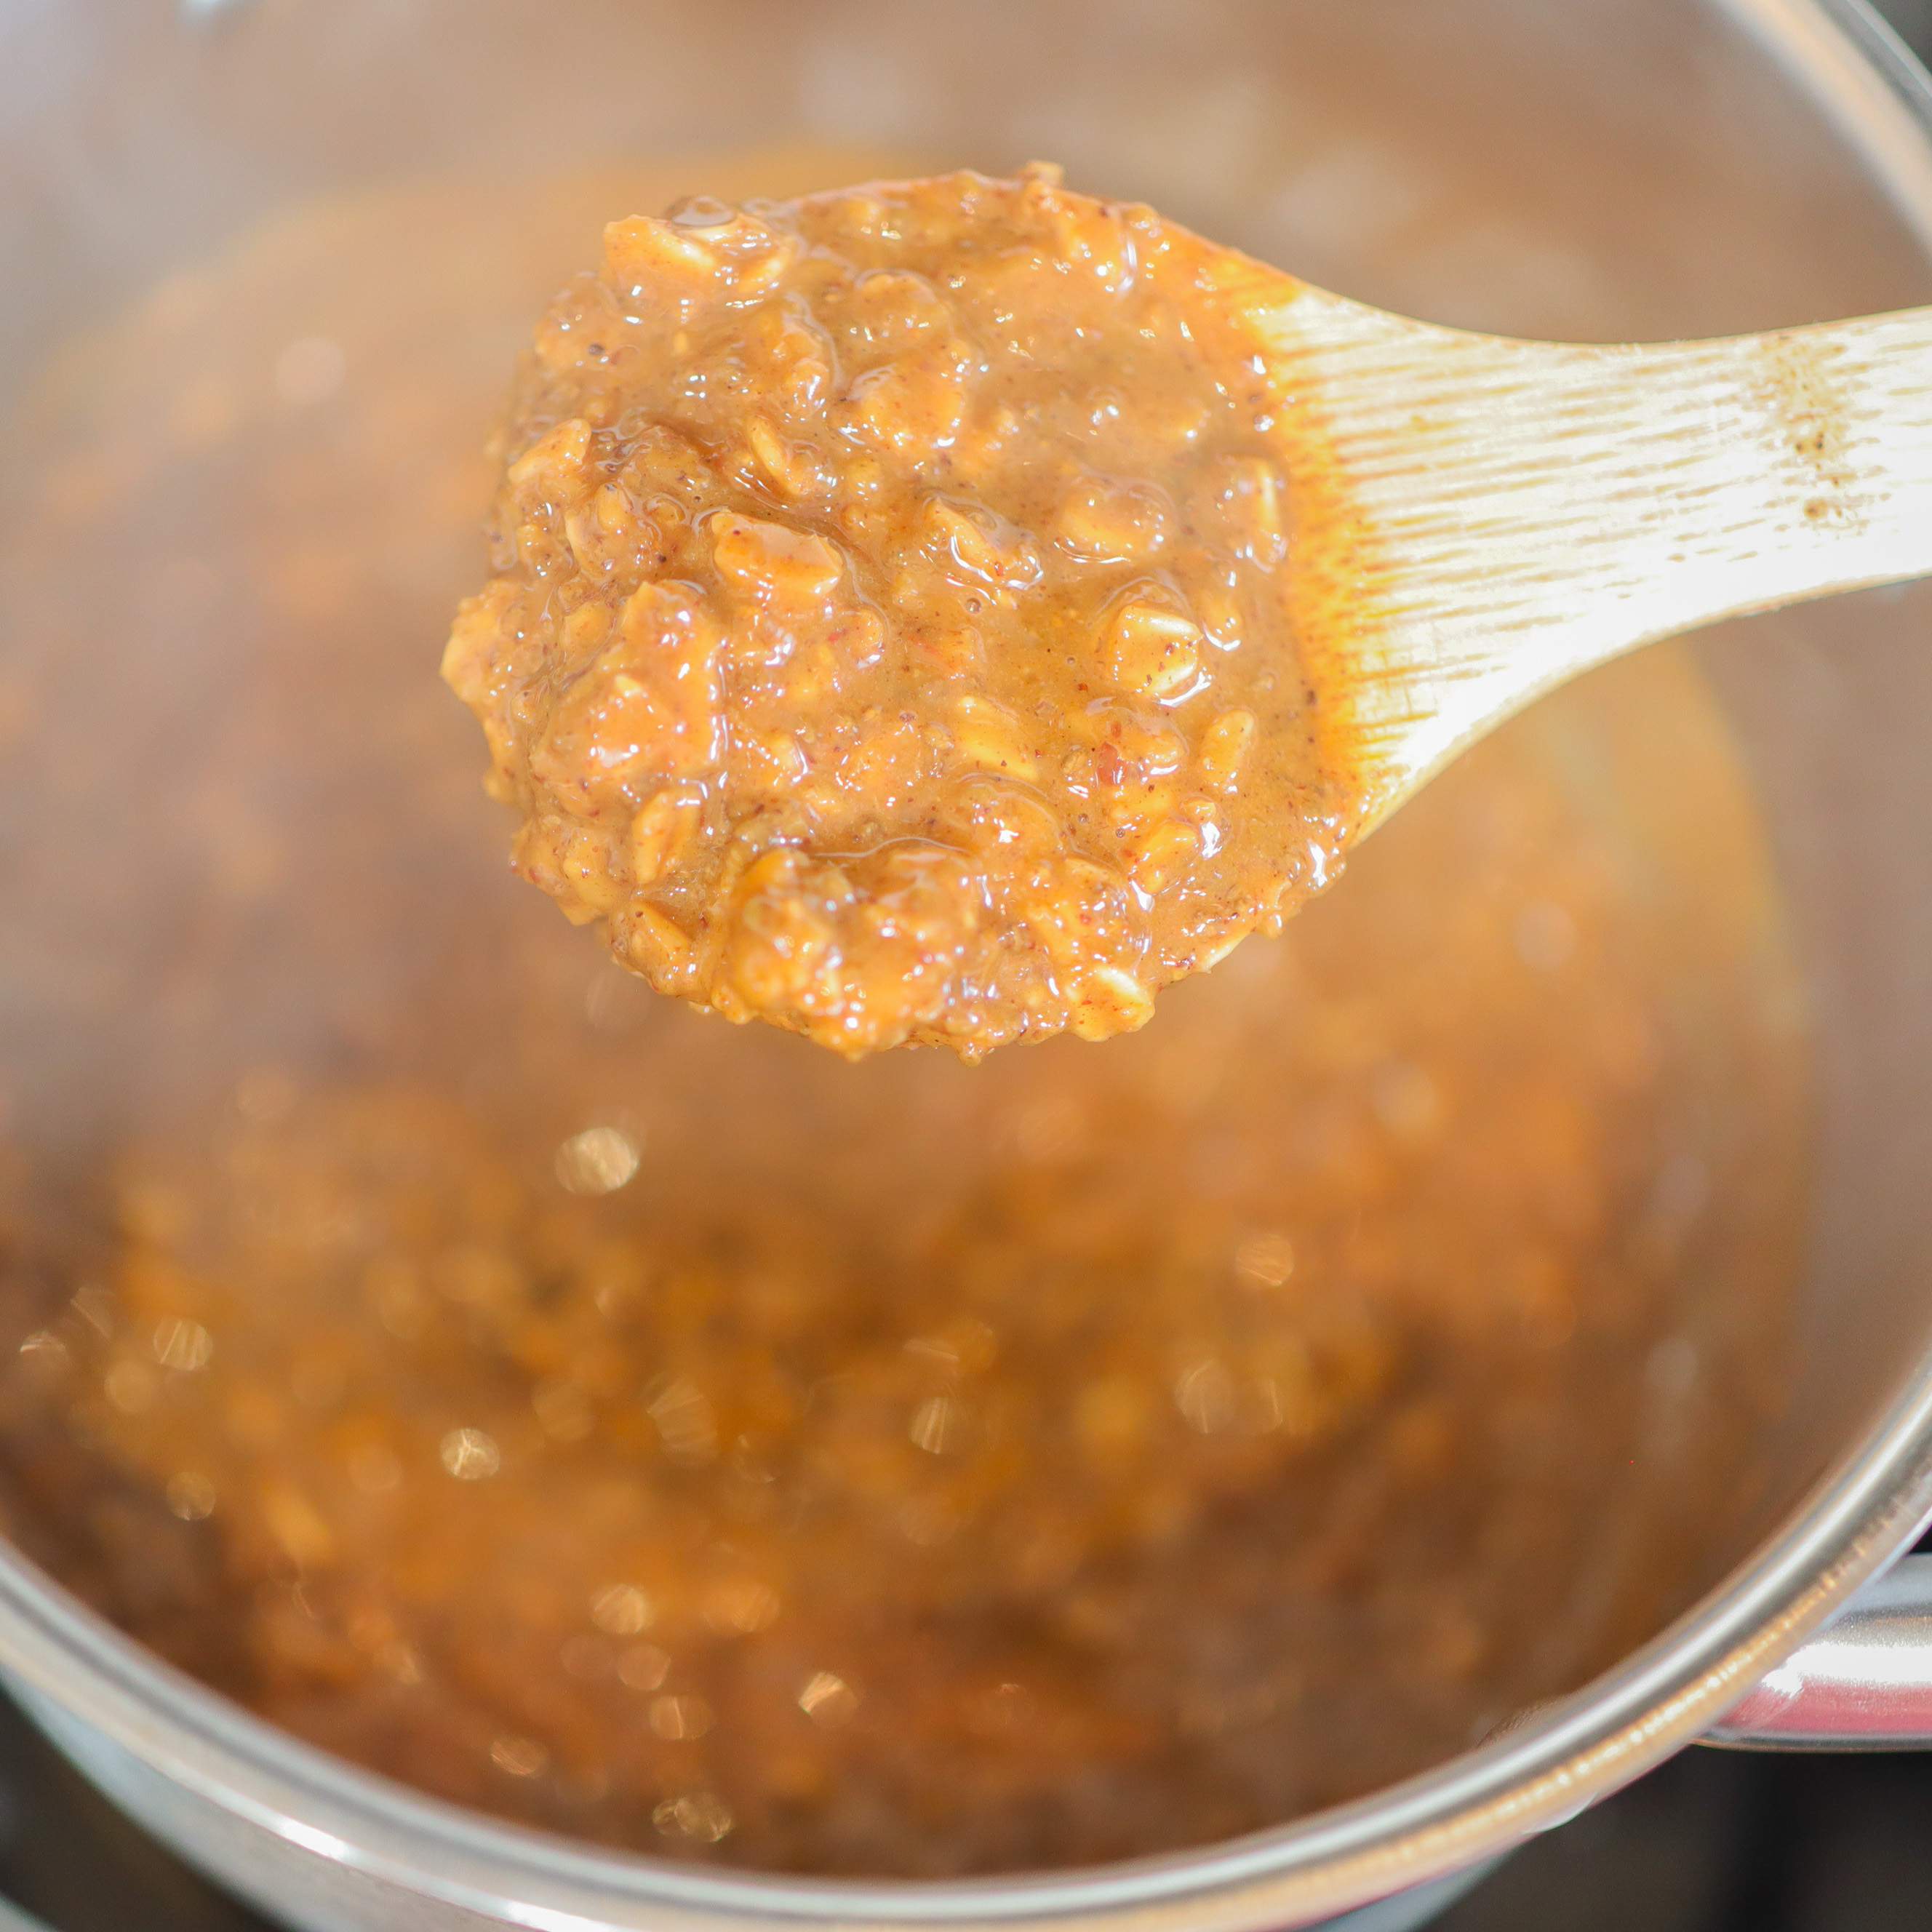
<box><xmin>444</xmin><ymin>166</ymin><xmax>1354</xmax><ymax>1058</ymax></box>
<box><xmin>0</xmin><ymin>163</ymin><xmax>1804</xmax><ymax>1877</ymax></box>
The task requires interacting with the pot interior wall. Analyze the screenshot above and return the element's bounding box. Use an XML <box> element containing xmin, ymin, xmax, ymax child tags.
<box><xmin>0</xmin><ymin>0</ymin><xmax>1928</xmax><ymax>1777</ymax></box>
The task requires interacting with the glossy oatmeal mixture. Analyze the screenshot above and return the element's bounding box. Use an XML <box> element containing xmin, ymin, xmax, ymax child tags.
<box><xmin>0</xmin><ymin>160</ymin><xmax>1804</xmax><ymax>1877</ymax></box>
<box><xmin>446</xmin><ymin>167</ymin><xmax>1352</xmax><ymax>1058</ymax></box>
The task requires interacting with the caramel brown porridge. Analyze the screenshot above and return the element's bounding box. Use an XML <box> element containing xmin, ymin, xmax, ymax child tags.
<box><xmin>0</xmin><ymin>161</ymin><xmax>1804</xmax><ymax>1877</ymax></box>
<box><xmin>444</xmin><ymin>166</ymin><xmax>1354</xmax><ymax>1059</ymax></box>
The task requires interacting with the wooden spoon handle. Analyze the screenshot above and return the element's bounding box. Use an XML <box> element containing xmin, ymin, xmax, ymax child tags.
<box><xmin>1257</xmin><ymin>291</ymin><xmax>1932</xmax><ymax>821</ymax></box>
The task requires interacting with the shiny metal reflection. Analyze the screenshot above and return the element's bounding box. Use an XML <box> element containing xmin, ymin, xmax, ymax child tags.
<box><xmin>1707</xmin><ymin>1552</ymin><xmax>1932</xmax><ymax>1746</ymax></box>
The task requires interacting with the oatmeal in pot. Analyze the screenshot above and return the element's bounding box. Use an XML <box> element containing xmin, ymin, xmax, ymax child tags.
<box><xmin>444</xmin><ymin>167</ymin><xmax>1356</xmax><ymax>1058</ymax></box>
<box><xmin>0</xmin><ymin>162</ymin><xmax>1805</xmax><ymax>1877</ymax></box>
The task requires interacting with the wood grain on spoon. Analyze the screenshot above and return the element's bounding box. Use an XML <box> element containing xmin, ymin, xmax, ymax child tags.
<box><xmin>444</xmin><ymin>167</ymin><xmax>1932</xmax><ymax>1058</ymax></box>
<box><xmin>1261</xmin><ymin>283</ymin><xmax>1932</xmax><ymax>831</ymax></box>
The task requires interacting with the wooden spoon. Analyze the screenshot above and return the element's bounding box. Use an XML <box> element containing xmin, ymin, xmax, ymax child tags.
<box><xmin>451</xmin><ymin>167</ymin><xmax>1932</xmax><ymax>1057</ymax></box>
<box><xmin>1250</xmin><ymin>280</ymin><xmax>1932</xmax><ymax>832</ymax></box>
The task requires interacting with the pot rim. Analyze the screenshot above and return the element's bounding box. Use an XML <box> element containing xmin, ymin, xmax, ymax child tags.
<box><xmin>2</xmin><ymin>3</ymin><xmax>1931</xmax><ymax>1926</ymax></box>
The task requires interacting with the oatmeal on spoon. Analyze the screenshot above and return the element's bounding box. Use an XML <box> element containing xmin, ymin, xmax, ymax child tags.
<box><xmin>443</xmin><ymin>164</ymin><xmax>1932</xmax><ymax>1058</ymax></box>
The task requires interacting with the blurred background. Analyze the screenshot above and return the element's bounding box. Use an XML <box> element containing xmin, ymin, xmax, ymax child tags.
<box><xmin>1880</xmin><ymin>0</ymin><xmax>1932</xmax><ymax>46</ymax></box>
<box><xmin>1</xmin><ymin>1</ymin><xmax>1931</xmax><ymax>1929</ymax></box>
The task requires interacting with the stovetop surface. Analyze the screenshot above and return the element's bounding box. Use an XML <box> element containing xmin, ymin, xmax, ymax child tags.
<box><xmin>6</xmin><ymin>4</ymin><xmax>1932</xmax><ymax>1927</ymax></box>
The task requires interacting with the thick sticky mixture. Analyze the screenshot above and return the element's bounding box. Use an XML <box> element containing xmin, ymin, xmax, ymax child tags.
<box><xmin>0</xmin><ymin>164</ymin><xmax>1804</xmax><ymax>1880</ymax></box>
<box><xmin>0</xmin><ymin>693</ymin><xmax>1805</xmax><ymax>1875</ymax></box>
<box><xmin>443</xmin><ymin>167</ymin><xmax>1348</xmax><ymax>1058</ymax></box>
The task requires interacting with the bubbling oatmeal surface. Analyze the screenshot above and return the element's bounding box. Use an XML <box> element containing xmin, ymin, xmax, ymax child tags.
<box><xmin>444</xmin><ymin>167</ymin><xmax>1353</xmax><ymax>1059</ymax></box>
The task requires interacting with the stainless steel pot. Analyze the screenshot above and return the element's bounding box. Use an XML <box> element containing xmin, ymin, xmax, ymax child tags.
<box><xmin>5</xmin><ymin>1</ymin><xmax>1932</xmax><ymax>1928</ymax></box>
